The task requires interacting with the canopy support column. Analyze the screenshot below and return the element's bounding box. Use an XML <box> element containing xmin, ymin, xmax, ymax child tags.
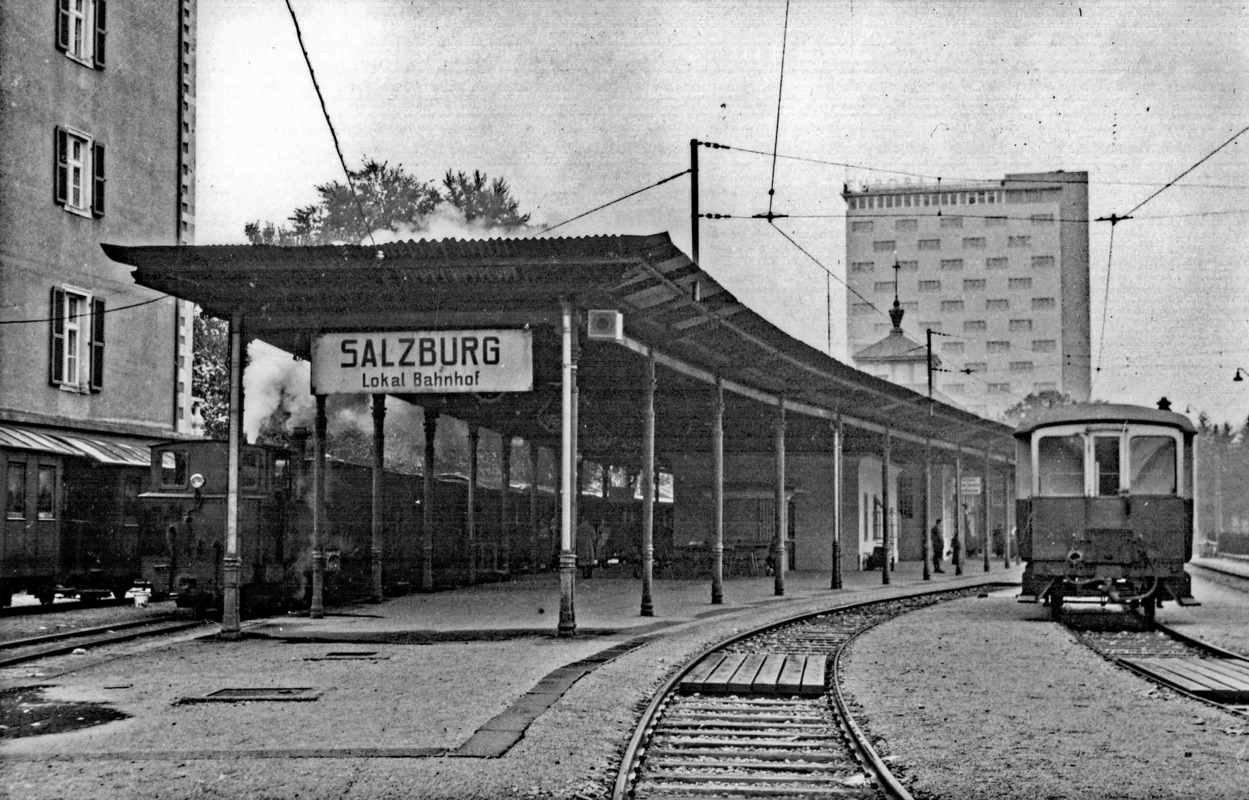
<box><xmin>983</xmin><ymin>448</ymin><xmax>992</xmax><ymax>573</ymax></box>
<box><xmin>311</xmin><ymin>394</ymin><xmax>327</xmax><ymax>618</ymax></box>
<box><xmin>881</xmin><ymin>427</ymin><xmax>892</xmax><ymax>586</ymax></box>
<box><xmin>468</xmin><ymin>425</ymin><xmax>479</xmax><ymax>584</ymax></box>
<box><xmin>955</xmin><ymin>446</ymin><xmax>965</xmax><ymax>576</ymax></box>
<box><xmin>831</xmin><ymin>416</ymin><xmax>844</xmax><ymax>590</ymax></box>
<box><xmin>422</xmin><ymin>410</ymin><xmax>438</xmax><ymax>591</ymax></box>
<box><xmin>529</xmin><ymin>441</ymin><xmax>540</xmax><ymax>571</ymax></box>
<box><xmin>501</xmin><ymin>437</ymin><xmax>512</xmax><ymax>574</ymax></box>
<box><xmin>774</xmin><ymin>398</ymin><xmax>787</xmax><ymax>597</ymax></box>
<box><xmin>641</xmin><ymin>354</ymin><xmax>656</xmax><ymax>617</ymax></box>
<box><xmin>221</xmin><ymin>313</ymin><xmax>244</xmax><ymax>638</ymax></box>
<box><xmin>371</xmin><ymin>395</ymin><xmax>386</xmax><ymax>603</ymax></box>
<box><xmin>922</xmin><ymin>439</ymin><xmax>932</xmax><ymax>581</ymax></box>
<box><xmin>710</xmin><ymin>377</ymin><xmax>724</xmax><ymax>605</ymax></box>
<box><xmin>558</xmin><ymin>301</ymin><xmax>577</xmax><ymax>636</ymax></box>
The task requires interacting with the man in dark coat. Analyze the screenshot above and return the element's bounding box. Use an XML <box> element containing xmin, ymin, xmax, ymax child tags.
<box><xmin>930</xmin><ymin>519</ymin><xmax>946</xmax><ymax>573</ymax></box>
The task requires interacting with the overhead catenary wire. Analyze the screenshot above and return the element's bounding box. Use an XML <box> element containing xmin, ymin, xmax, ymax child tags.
<box><xmin>0</xmin><ymin>293</ymin><xmax>169</xmax><ymax>326</ymax></box>
<box><xmin>765</xmin><ymin>0</ymin><xmax>791</xmax><ymax>221</ymax></box>
<box><xmin>532</xmin><ymin>169</ymin><xmax>691</xmax><ymax>237</ymax></box>
<box><xmin>284</xmin><ymin>0</ymin><xmax>375</xmax><ymax>247</ymax></box>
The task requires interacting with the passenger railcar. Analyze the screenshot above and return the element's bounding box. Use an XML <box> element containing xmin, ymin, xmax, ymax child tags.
<box><xmin>139</xmin><ymin>439</ymin><xmax>552</xmax><ymax>614</ymax></box>
<box><xmin>1016</xmin><ymin>402</ymin><xmax>1198</xmax><ymax>620</ymax></box>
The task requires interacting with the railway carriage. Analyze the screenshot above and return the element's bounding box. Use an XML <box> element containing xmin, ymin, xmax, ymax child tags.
<box><xmin>1016</xmin><ymin>402</ymin><xmax>1198</xmax><ymax>620</ymax></box>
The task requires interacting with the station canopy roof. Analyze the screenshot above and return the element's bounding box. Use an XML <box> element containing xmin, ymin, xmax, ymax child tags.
<box><xmin>103</xmin><ymin>233</ymin><xmax>1013</xmax><ymax>464</ymax></box>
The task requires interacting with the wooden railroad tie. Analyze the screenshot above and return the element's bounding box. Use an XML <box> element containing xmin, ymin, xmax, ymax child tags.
<box><xmin>680</xmin><ymin>652</ymin><xmax>827</xmax><ymax>697</ymax></box>
<box><xmin>1121</xmin><ymin>656</ymin><xmax>1249</xmax><ymax>703</ymax></box>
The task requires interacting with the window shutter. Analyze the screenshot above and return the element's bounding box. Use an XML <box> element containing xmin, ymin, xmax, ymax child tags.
<box><xmin>93</xmin><ymin>0</ymin><xmax>106</xmax><ymax>69</ymax></box>
<box><xmin>54</xmin><ymin>127</ymin><xmax>68</xmax><ymax>207</ymax></box>
<box><xmin>49</xmin><ymin>288</ymin><xmax>66</xmax><ymax>386</ymax></box>
<box><xmin>91</xmin><ymin>141</ymin><xmax>105</xmax><ymax>217</ymax></box>
<box><xmin>56</xmin><ymin>0</ymin><xmax>70</xmax><ymax>52</ymax></box>
<box><xmin>89</xmin><ymin>297</ymin><xmax>105</xmax><ymax>392</ymax></box>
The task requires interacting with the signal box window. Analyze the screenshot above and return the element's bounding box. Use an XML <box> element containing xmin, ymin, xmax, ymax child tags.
<box><xmin>6</xmin><ymin>462</ymin><xmax>26</xmax><ymax>519</ymax></box>
<box><xmin>1037</xmin><ymin>435</ymin><xmax>1083</xmax><ymax>496</ymax></box>
<box><xmin>1093</xmin><ymin>436</ymin><xmax>1121</xmax><ymax>496</ymax></box>
<box><xmin>1130</xmin><ymin>436</ymin><xmax>1177</xmax><ymax>495</ymax></box>
<box><xmin>161</xmin><ymin>450</ymin><xmax>188</xmax><ymax>487</ymax></box>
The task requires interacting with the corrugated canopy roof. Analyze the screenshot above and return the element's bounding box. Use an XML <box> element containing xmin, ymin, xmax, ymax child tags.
<box><xmin>103</xmin><ymin>233</ymin><xmax>1013</xmax><ymax>462</ymax></box>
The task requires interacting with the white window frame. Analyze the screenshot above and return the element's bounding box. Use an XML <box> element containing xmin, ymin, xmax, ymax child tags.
<box><xmin>55</xmin><ymin>126</ymin><xmax>104</xmax><ymax>218</ymax></box>
<box><xmin>69</xmin><ymin>0</ymin><xmax>94</xmax><ymax>63</ymax></box>
<box><xmin>60</xmin><ymin>286</ymin><xmax>89</xmax><ymax>391</ymax></box>
<box><xmin>1030</xmin><ymin>423</ymin><xmax>1185</xmax><ymax>498</ymax></box>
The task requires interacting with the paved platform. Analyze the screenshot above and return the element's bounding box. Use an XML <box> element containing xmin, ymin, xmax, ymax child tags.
<box><xmin>1</xmin><ymin>561</ymin><xmax>1020</xmax><ymax>800</ymax></box>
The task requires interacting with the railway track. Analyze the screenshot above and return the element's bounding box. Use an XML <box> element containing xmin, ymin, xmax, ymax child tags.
<box><xmin>0</xmin><ymin>615</ymin><xmax>209</xmax><ymax>669</ymax></box>
<box><xmin>614</xmin><ymin>587</ymin><xmax>992</xmax><ymax>800</ymax></box>
<box><xmin>1066</xmin><ymin>609</ymin><xmax>1249</xmax><ymax>717</ymax></box>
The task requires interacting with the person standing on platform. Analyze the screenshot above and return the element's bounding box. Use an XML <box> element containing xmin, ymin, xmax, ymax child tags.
<box><xmin>930</xmin><ymin>518</ymin><xmax>946</xmax><ymax>573</ymax></box>
<box><xmin>576</xmin><ymin>517</ymin><xmax>597</xmax><ymax>579</ymax></box>
<box><xmin>595</xmin><ymin>520</ymin><xmax>613</xmax><ymax>567</ymax></box>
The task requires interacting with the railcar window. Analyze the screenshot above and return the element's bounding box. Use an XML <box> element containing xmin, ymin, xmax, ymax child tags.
<box><xmin>1093</xmin><ymin>436</ymin><xmax>1121</xmax><ymax>496</ymax></box>
<box><xmin>1130</xmin><ymin>436</ymin><xmax>1177</xmax><ymax>494</ymax></box>
<box><xmin>1037</xmin><ymin>435</ymin><xmax>1083</xmax><ymax>496</ymax></box>
<box><xmin>160</xmin><ymin>450</ymin><xmax>188</xmax><ymax>487</ymax></box>
<box><xmin>37</xmin><ymin>466</ymin><xmax>56</xmax><ymax>520</ymax></box>
<box><xmin>241</xmin><ymin>451</ymin><xmax>261</xmax><ymax>489</ymax></box>
<box><xmin>6</xmin><ymin>462</ymin><xmax>26</xmax><ymax>518</ymax></box>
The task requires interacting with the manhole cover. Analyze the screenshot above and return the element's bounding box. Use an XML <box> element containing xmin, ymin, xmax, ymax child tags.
<box><xmin>305</xmin><ymin>651</ymin><xmax>390</xmax><ymax>661</ymax></box>
<box><xmin>182</xmin><ymin>687</ymin><xmax>322</xmax><ymax>703</ymax></box>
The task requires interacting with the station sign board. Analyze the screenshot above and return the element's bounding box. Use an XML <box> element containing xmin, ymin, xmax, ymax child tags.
<box><xmin>311</xmin><ymin>330</ymin><xmax>533</xmax><ymax>395</ymax></box>
<box><xmin>959</xmin><ymin>476</ymin><xmax>982</xmax><ymax>495</ymax></box>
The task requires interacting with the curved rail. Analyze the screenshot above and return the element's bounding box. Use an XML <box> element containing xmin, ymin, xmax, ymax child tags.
<box><xmin>0</xmin><ymin>617</ymin><xmax>208</xmax><ymax>668</ymax></box>
<box><xmin>612</xmin><ymin>583</ymin><xmax>1006</xmax><ymax>799</ymax></box>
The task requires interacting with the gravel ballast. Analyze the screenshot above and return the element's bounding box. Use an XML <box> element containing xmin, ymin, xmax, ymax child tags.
<box><xmin>841</xmin><ymin>592</ymin><xmax>1249</xmax><ymax>800</ymax></box>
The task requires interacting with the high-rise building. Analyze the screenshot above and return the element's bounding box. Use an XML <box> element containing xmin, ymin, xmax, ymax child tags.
<box><xmin>844</xmin><ymin>171</ymin><xmax>1090</xmax><ymax>419</ymax></box>
<box><xmin>0</xmin><ymin>0</ymin><xmax>198</xmax><ymax>586</ymax></box>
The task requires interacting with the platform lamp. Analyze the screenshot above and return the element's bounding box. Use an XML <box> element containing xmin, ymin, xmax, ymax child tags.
<box><xmin>1234</xmin><ymin>368</ymin><xmax>1249</xmax><ymax>382</ymax></box>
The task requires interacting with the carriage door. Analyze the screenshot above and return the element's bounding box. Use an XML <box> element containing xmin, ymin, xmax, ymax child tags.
<box><xmin>1092</xmin><ymin>434</ymin><xmax>1122</xmax><ymax>497</ymax></box>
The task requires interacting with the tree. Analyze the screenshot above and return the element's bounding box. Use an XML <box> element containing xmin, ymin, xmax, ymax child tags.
<box><xmin>191</xmin><ymin>308</ymin><xmax>229</xmax><ymax>439</ymax></box>
<box><xmin>1000</xmin><ymin>390</ymin><xmax>1078</xmax><ymax>427</ymax></box>
<box><xmin>244</xmin><ymin>159</ymin><xmax>530</xmax><ymax>246</ymax></box>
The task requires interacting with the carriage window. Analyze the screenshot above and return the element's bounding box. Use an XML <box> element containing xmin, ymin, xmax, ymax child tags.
<box><xmin>241</xmin><ymin>451</ymin><xmax>261</xmax><ymax>489</ymax></box>
<box><xmin>1093</xmin><ymin>436</ymin><xmax>1121</xmax><ymax>496</ymax></box>
<box><xmin>1130</xmin><ymin>436</ymin><xmax>1177</xmax><ymax>495</ymax></box>
<box><xmin>1037</xmin><ymin>435</ymin><xmax>1084</xmax><ymax>496</ymax></box>
<box><xmin>6</xmin><ymin>462</ymin><xmax>26</xmax><ymax>518</ymax></box>
<box><xmin>37</xmin><ymin>466</ymin><xmax>56</xmax><ymax>520</ymax></box>
<box><xmin>160</xmin><ymin>450</ymin><xmax>188</xmax><ymax>487</ymax></box>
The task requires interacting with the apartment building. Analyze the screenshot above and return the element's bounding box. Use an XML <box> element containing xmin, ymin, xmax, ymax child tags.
<box><xmin>844</xmin><ymin>171</ymin><xmax>1090</xmax><ymax>419</ymax></box>
<box><xmin>0</xmin><ymin>0</ymin><xmax>198</xmax><ymax>575</ymax></box>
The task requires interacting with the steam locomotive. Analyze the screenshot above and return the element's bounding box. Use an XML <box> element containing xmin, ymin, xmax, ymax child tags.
<box><xmin>1015</xmin><ymin>402</ymin><xmax>1198</xmax><ymax>620</ymax></box>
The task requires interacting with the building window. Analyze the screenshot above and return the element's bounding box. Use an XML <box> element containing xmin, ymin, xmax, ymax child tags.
<box><xmin>1030</xmin><ymin>213</ymin><xmax>1055</xmax><ymax>225</ymax></box>
<box><xmin>1008</xmin><ymin>277</ymin><xmax>1032</xmax><ymax>290</ymax></box>
<box><xmin>985</xmin><ymin>216</ymin><xmax>1007</xmax><ymax>227</ymax></box>
<box><xmin>986</xmin><ymin>299</ymin><xmax>1009</xmax><ymax>310</ymax></box>
<box><xmin>1032</xmin><ymin>339</ymin><xmax>1057</xmax><ymax>353</ymax></box>
<box><xmin>987</xmin><ymin>341</ymin><xmax>1011</xmax><ymax>353</ymax></box>
<box><xmin>1009</xmin><ymin>319</ymin><xmax>1033</xmax><ymax>332</ymax></box>
<box><xmin>6</xmin><ymin>462</ymin><xmax>26</xmax><ymax>519</ymax></box>
<box><xmin>942</xmin><ymin>341</ymin><xmax>965</xmax><ymax>354</ymax></box>
<box><xmin>963</xmin><ymin>320</ymin><xmax>987</xmax><ymax>332</ymax></box>
<box><xmin>1032</xmin><ymin>297</ymin><xmax>1056</xmax><ymax>310</ymax></box>
<box><xmin>940</xmin><ymin>259</ymin><xmax>964</xmax><ymax>271</ymax></box>
<box><xmin>1031</xmin><ymin>255</ymin><xmax>1056</xmax><ymax>269</ymax></box>
<box><xmin>56</xmin><ymin>0</ymin><xmax>107</xmax><ymax>69</ymax></box>
<box><xmin>895</xmin><ymin>218</ymin><xmax>918</xmax><ymax>231</ymax></box>
<box><xmin>37</xmin><ymin>466</ymin><xmax>56</xmax><ymax>520</ymax></box>
<box><xmin>965</xmin><ymin>362</ymin><xmax>987</xmax><ymax>374</ymax></box>
<box><xmin>54</xmin><ymin>127</ymin><xmax>105</xmax><ymax>217</ymax></box>
<box><xmin>1008</xmin><ymin>235</ymin><xmax>1032</xmax><ymax>248</ymax></box>
<box><xmin>1010</xmin><ymin>361</ymin><xmax>1034</xmax><ymax>372</ymax></box>
<box><xmin>940</xmin><ymin>216</ymin><xmax>963</xmax><ymax>229</ymax></box>
<box><xmin>851</xmin><ymin>220</ymin><xmax>874</xmax><ymax>232</ymax></box>
<box><xmin>985</xmin><ymin>257</ymin><xmax>1009</xmax><ymax>270</ymax></box>
<box><xmin>940</xmin><ymin>300</ymin><xmax>964</xmax><ymax>312</ymax></box>
<box><xmin>1033</xmin><ymin>381</ymin><xmax>1058</xmax><ymax>393</ymax></box>
<box><xmin>160</xmin><ymin>450</ymin><xmax>189</xmax><ymax>487</ymax></box>
<box><xmin>987</xmin><ymin>383</ymin><xmax>1011</xmax><ymax>394</ymax></box>
<box><xmin>874</xmin><ymin>281</ymin><xmax>894</xmax><ymax>293</ymax></box>
<box><xmin>49</xmin><ymin>287</ymin><xmax>104</xmax><ymax>392</ymax></box>
<box><xmin>918</xmin><ymin>239</ymin><xmax>941</xmax><ymax>251</ymax></box>
<box><xmin>963</xmin><ymin>279</ymin><xmax>986</xmax><ymax>291</ymax></box>
<box><xmin>873</xmin><ymin>240</ymin><xmax>897</xmax><ymax>253</ymax></box>
<box><xmin>897</xmin><ymin>260</ymin><xmax>919</xmax><ymax>272</ymax></box>
<box><xmin>850</xmin><ymin>261</ymin><xmax>875</xmax><ymax>273</ymax></box>
<box><xmin>962</xmin><ymin>237</ymin><xmax>986</xmax><ymax>249</ymax></box>
<box><xmin>919</xmin><ymin>280</ymin><xmax>941</xmax><ymax>293</ymax></box>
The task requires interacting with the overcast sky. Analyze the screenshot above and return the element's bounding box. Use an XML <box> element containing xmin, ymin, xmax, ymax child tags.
<box><xmin>196</xmin><ymin>0</ymin><xmax>1249</xmax><ymax>425</ymax></box>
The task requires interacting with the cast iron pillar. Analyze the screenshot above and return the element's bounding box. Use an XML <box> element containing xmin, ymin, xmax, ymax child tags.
<box><xmin>501</xmin><ymin>437</ymin><xmax>512</xmax><ymax>574</ymax></box>
<box><xmin>922</xmin><ymin>439</ymin><xmax>932</xmax><ymax>581</ymax></box>
<box><xmin>421</xmin><ymin>410</ymin><xmax>438</xmax><ymax>592</ymax></box>
<box><xmin>558</xmin><ymin>301</ymin><xmax>578</xmax><ymax>636</ymax></box>
<box><xmin>311</xmin><ymin>394</ymin><xmax>327</xmax><ymax>618</ymax></box>
<box><xmin>774</xmin><ymin>398</ymin><xmax>787</xmax><ymax>597</ymax></box>
<box><xmin>640</xmin><ymin>354</ymin><xmax>656</xmax><ymax>617</ymax></box>
<box><xmin>954</xmin><ymin>446</ymin><xmax>965</xmax><ymax>576</ymax></box>
<box><xmin>831</xmin><ymin>416</ymin><xmax>844</xmax><ymax>590</ymax></box>
<box><xmin>467</xmin><ymin>425</ymin><xmax>479</xmax><ymax>583</ymax></box>
<box><xmin>983</xmin><ymin>449</ymin><xmax>992</xmax><ymax>573</ymax></box>
<box><xmin>881</xmin><ymin>428</ymin><xmax>892</xmax><ymax>586</ymax></box>
<box><xmin>711</xmin><ymin>377</ymin><xmax>724</xmax><ymax>605</ymax></box>
<box><xmin>370</xmin><ymin>395</ymin><xmax>386</xmax><ymax>603</ymax></box>
<box><xmin>221</xmin><ymin>312</ymin><xmax>245</xmax><ymax>637</ymax></box>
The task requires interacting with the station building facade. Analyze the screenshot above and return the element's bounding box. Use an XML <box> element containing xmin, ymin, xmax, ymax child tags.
<box><xmin>0</xmin><ymin>1</ymin><xmax>198</xmax><ymax>589</ymax></box>
<box><xmin>843</xmin><ymin>171</ymin><xmax>1091</xmax><ymax>420</ymax></box>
